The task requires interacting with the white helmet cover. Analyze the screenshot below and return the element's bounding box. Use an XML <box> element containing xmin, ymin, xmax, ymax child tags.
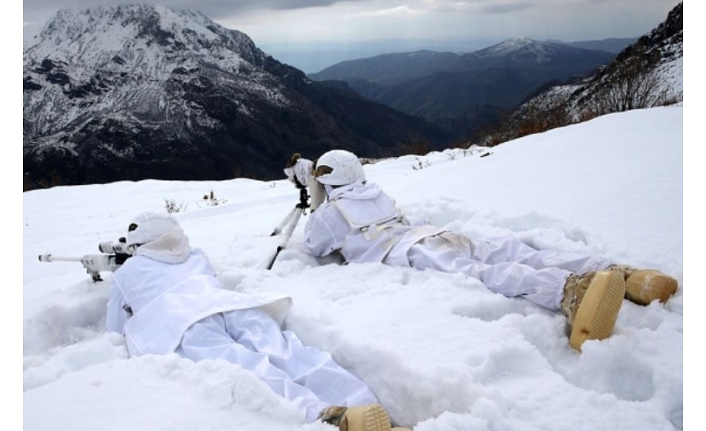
<box><xmin>127</xmin><ymin>212</ymin><xmax>183</xmax><ymax>247</ymax></box>
<box><xmin>314</xmin><ymin>150</ymin><xmax>365</xmax><ymax>186</ymax></box>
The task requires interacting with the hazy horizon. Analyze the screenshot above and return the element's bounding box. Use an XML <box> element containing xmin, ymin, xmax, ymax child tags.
<box><xmin>258</xmin><ymin>35</ymin><xmax>639</xmax><ymax>74</ymax></box>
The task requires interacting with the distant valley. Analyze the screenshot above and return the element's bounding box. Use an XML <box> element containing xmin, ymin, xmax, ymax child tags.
<box><xmin>308</xmin><ymin>38</ymin><xmax>635</xmax><ymax>140</ymax></box>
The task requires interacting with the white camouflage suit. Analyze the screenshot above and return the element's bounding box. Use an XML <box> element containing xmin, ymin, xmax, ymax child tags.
<box><xmin>303</xmin><ymin>180</ymin><xmax>611</xmax><ymax>311</ymax></box>
<box><xmin>106</xmin><ymin>213</ymin><xmax>378</xmax><ymax>423</ymax></box>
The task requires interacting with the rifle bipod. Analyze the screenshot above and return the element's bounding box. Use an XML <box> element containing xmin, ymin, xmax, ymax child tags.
<box><xmin>267</xmin><ymin>186</ymin><xmax>310</xmax><ymax>270</ymax></box>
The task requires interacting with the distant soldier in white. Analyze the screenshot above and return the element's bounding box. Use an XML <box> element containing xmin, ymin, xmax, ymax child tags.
<box><xmin>105</xmin><ymin>212</ymin><xmax>407</xmax><ymax>431</ymax></box>
<box><xmin>284</xmin><ymin>153</ymin><xmax>314</xmax><ymax>188</ymax></box>
<box><xmin>286</xmin><ymin>149</ymin><xmax>678</xmax><ymax>351</ymax></box>
<box><xmin>284</xmin><ymin>152</ymin><xmax>326</xmax><ymax>211</ymax></box>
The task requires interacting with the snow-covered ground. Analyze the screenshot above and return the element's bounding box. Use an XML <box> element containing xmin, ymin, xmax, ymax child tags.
<box><xmin>22</xmin><ymin>107</ymin><xmax>685</xmax><ymax>430</ymax></box>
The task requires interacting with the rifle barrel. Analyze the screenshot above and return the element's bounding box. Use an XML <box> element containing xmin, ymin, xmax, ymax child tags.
<box><xmin>38</xmin><ymin>254</ymin><xmax>83</xmax><ymax>263</ymax></box>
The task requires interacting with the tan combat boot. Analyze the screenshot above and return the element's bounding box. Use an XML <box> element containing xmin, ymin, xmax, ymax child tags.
<box><xmin>608</xmin><ymin>265</ymin><xmax>678</xmax><ymax>305</ymax></box>
<box><xmin>561</xmin><ymin>270</ymin><xmax>626</xmax><ymax>351</ymax></box>
<box><xmin>319</xmin><ymin>404</ymin><xmax>392</xmax><ymax>431</ymax></box>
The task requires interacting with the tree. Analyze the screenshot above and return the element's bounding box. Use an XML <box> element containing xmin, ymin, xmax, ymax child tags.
<box><xmin>588</xmin><ymin>57</ymin><xmax>668</xmax><ymax>116</ymax></box>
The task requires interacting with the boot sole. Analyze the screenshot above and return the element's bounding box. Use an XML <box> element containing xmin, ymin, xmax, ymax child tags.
<box><xmin>569</xmin><ymin>271</ymin><xmax>626</xmax><ymax>351</ymax></box>
<box><xmin>344</xmin><ymin>404</ymin><xmax>391</xmax><ymax>431</ymax></box>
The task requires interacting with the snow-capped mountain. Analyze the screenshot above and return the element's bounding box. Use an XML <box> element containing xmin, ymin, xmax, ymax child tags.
<box><xmin>310</xmin><ymin>38</ymin><xmax>614</xmax><ymax>86</ymax></box>
<box><xmin>470</xmin><ymin>37</ymin><xmax>573</xmax><ymax>62</ymax></box>
<box><xmin>23</xmin><ymin>5</ymin><xmax>450</xmax><ymax>189</ymax></box>
<box><xmin>308</xmin><ymin>37</ymin><xmax>615</xmax><ymax>139</ymax></box>
<box><xmin>465</xmin><ymin>36</ymin><xmax>613</xmax><ymax>67</ymax></box>
<box><xmin>475</xmin><ymin>37</ymin><xmax>544</xmax><ymax>57</ymax></box>
<box><xmin>23</xmin><ymin>5</ymin><xmax>287</xmax><ymax>138</ymax></box>
<box><xmin>502</xmin><ymin>2</ymin><xmax>683</xmax><ymax>131</ymax></box>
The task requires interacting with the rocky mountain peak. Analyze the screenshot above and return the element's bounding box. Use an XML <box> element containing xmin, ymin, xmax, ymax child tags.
<box><xmin>25</xmin><ymin>4</ymin><xmax>265</xmax><ymax>79</ymax></box>
<box><xmin>472</xmin><ymin>37</ymin><xmax>578</xmax><ymax>63</ymax></box>
<box><xmin>23</xmin><ymin>4</ymin><xmax>451</xmax><ymax>190</ymax></box>
<box><xmin>486</xmin><ymin>37</ymin><xmax>537</xmax><ymax>53</ymax></box>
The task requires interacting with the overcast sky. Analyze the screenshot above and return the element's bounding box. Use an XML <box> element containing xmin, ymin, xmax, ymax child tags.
<box><xmin>23</xmin><ymin>0</ymin><xmax>679</xmax><ymax>45</ymax></box>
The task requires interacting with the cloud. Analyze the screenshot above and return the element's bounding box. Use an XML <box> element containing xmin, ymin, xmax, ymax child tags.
<box><xmin>22</xmin><ymin>0</ymin><xmax>678</xmax><ymax>50</ymax></box>
<box><xmin>480</xmin><ymin>2</ymin><xmax>534</xmax><ymax>14</ymax></box>
<box><xmin>22</xmin><ymin>0</ymin><xmax>370</xmax><ymax>38</ymax></box>
<box><xmin>270</xmin><ymin>0</ymin><xmax>373</xmax><ymax>11</ymax></box>
<box><xmin>22</xmin><ymin>0</ymin><xmax>371</xmax><ymax>21</ymax></box>
<box><xmin>354</xmin><ymin>5</ymin><xmax>426</xmax><ymax>17</ymax></box>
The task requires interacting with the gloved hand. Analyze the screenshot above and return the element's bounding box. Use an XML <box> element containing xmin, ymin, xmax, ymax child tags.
<box><xmin>283</xmin><ymin>153</ymin><xmax>314</xmax><ymax>188</ymax></box>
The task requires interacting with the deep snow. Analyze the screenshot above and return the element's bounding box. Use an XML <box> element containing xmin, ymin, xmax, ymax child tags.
<box><xmin>23</xmin><ymin>107</ymin><xmax>685</xmax><ymax>430</ymax></box>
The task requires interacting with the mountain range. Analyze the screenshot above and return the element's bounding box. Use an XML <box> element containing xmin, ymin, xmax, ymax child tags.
<box><xmin>23</xmin><ymin>3</ymin><xmax>680</xmax><ymax>190</ymax></box>
<box><xmin>309</xmin><ymin>38</ymin><xmax>621</xmax><ymax>138</ymax></box>
<box><xmin>463</xmin><ymin>2</ymin><xmax>683</xmax><ymax>148</ymax></box>
<box><xmin>23</xmin><ymin>5</ymin><xmax>451</xmax><ymax>189</ymax></box>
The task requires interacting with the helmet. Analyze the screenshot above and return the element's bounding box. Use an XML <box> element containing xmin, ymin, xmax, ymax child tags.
<box><xmin>314</xmin><ymin>150</ymin><xmax>365</xmax><ymax>186</ymax></box>
<box><xmin>126</xmin><ymin>212</ymin><xmax>183</xmax><ymax>247</ymax></box>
